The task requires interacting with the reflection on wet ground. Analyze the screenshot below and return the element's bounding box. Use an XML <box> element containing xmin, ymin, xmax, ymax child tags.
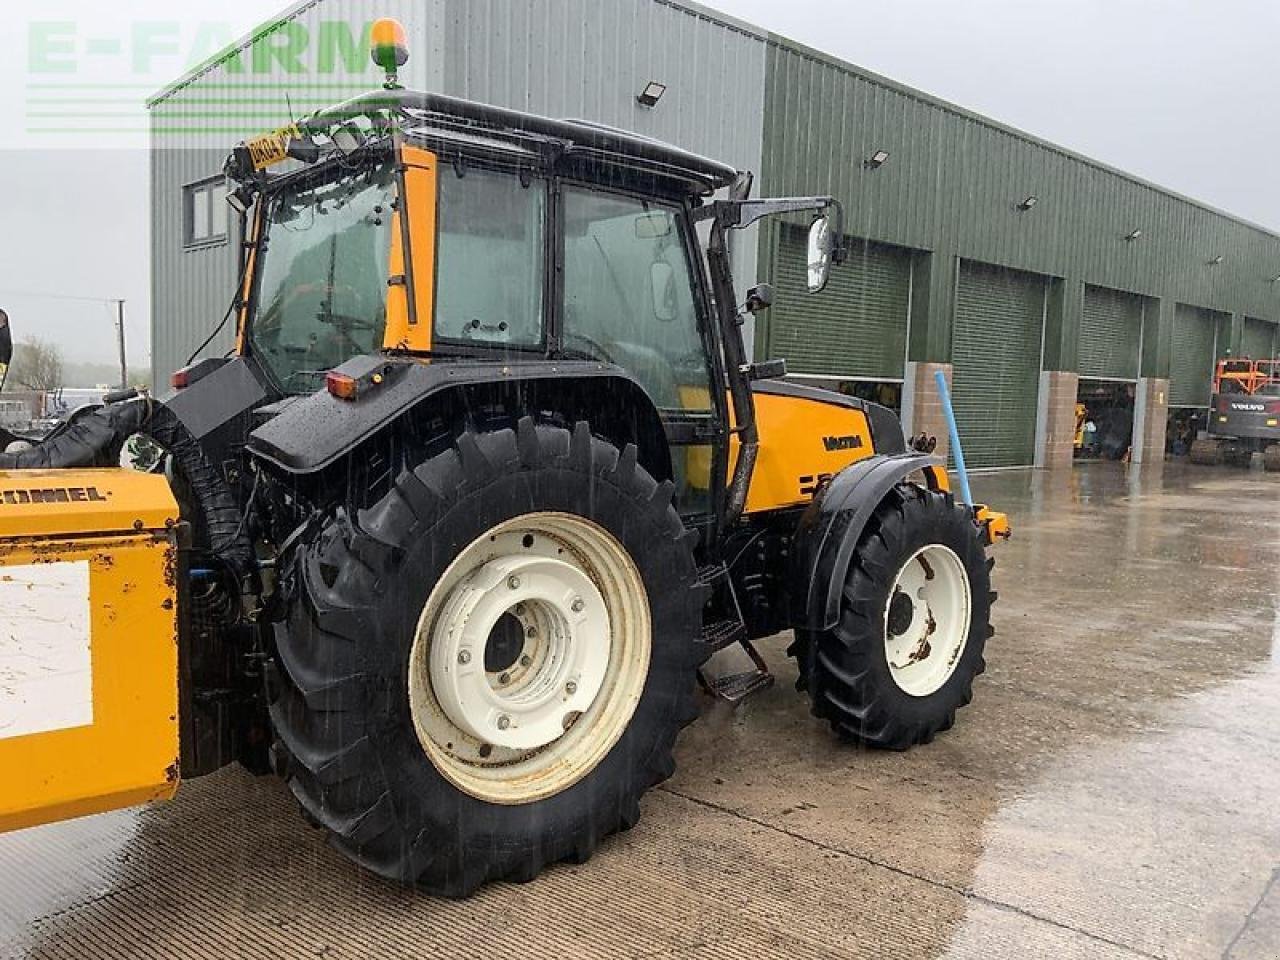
<box><xmin>1</xmin><ymin>461</ymin><xmax>1277</xmax><ymax>959</ymax></box>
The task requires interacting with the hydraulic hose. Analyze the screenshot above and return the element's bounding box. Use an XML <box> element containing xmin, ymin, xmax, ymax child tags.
<box><xmin>0</xmin><ymin>397</ymin><xmax>258</xmax><ymax>589</ymax></box>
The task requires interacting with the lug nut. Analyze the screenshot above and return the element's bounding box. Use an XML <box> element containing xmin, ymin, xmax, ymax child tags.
<box><xmin>566</xmin><ymin>681</ymin><xmax>578</xmax><ymax>695</ymax></box>
<box><xmin>520</xmin><ymin>655</ymin><xmax>533</xmax><ymax>667</ymax></box>
<box><xmin>515</xmin><ymin>603</ymin><xmax>526</xmax><ymax>616</ymax></box>
<box><xmin>457</xmin><ymin>650</ymin><xmax>472</xmax><ymax>665</ymax></box>
<box><xmin>497</xmin><ymin>715</ymin><xmax>511</xmax><ymax>730</ymax></box>
<box><xmin>571</xmin><ymin>597</ymin><xmax>585</xmax><ymax>613</ymax></box>
<box><xmin>499</xmin><ymin>672</ymin><xmax>511</xmax><ymax>686</ymax></box>
<box><xmin>526</xmin><ymin>626</ymin><xmax>538</xmax><ymax>638</ymax></box>
<box><xmin>508</xmin><ymin>576</ymin><xmax>521</xmax><ymax>590</ymax></box>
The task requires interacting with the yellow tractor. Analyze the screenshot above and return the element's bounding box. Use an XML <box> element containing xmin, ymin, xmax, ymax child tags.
<box><xmin>0</xmin><ymin>20</ymin><xmax>1008</xmax><ymax>896</ymax></box>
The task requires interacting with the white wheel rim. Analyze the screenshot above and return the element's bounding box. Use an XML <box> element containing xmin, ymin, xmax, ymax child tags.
<box><xmin>409</xmin><ymin>512</ymin><xmax>651</xmax><ymax>805</ymax></box>
<box><xmin>883</xmin><ymin>544</ymin><xmax>972</xmax><ymax>697</ymax></box>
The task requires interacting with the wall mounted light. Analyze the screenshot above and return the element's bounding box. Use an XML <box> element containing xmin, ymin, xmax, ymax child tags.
<box><xmin>636</xmin><ymin>81</ymin><xmax>667</xmax><ymax>108</ymax></box>
<box><xmin>1208</xmin><ymin>255</ymin><xmax>1224</xmax><ymax>266</ymax></box>
<box><xmin>864</xmin><ymin>149</ymin><xmax>891</xmax><ymax>170</ymax></box>
<box><xmin>1016</xmin><ymin>196</ymin><xmax>1039</xmax><ymax>212</ymax></box>
<box><xmin>1125</xmin><ymin>229</ymin><xmax>1144</xmax><ymax>242</ymax></box>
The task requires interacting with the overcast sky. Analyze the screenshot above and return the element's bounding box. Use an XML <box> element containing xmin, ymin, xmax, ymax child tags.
<box><xmin>1</xmin><ymin>0</ymin><xmax>1277</xmax><ymax>370</ymax></box>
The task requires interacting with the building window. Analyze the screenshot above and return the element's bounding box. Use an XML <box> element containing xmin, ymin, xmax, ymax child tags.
<box><xmin>184</xmin><ymin>178</ymin><xmax>228</xmax><ymax>247</ymax></box>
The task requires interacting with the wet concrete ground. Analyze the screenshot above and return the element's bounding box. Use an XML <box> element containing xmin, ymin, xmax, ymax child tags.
<box><xmin>1</xmin><ymin>460</ymin><xmax>1277</xmax><ymax>959</ymax></box>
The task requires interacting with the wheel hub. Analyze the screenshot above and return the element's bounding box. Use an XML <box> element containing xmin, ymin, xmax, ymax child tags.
<box><xmin>429</xmin><ymin>553</ymin><xmax>610</xmax><ymax>751</ymax></box>
<box><xmin>883</xmin><ymin>544</ymin><xmax>972</xmax><ymax>697</ymax></box>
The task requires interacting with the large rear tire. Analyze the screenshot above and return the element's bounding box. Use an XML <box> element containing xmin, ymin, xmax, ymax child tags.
<box><xmin>269</xmin><ymin>419</ymin><xmax>704</xmax><ymax>896</ymax></box>
<box><xmin>793</xmin><ymin>483</ymin><xmax>992</xmax><ymax>750</ymax></box>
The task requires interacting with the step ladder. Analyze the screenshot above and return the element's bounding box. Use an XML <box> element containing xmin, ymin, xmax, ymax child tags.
<box><xmin>695</xmin><ymin>562</ymin><xmax>774</xmax><ymax>705</ymax></box>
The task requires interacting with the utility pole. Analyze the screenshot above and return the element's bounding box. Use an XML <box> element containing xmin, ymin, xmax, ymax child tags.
<box><xmin>114</xmin><ymin>300</ymin><xmax>127</xmax><ymax>390</ymax></box>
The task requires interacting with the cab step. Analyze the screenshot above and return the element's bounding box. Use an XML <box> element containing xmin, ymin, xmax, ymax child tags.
<box><xmin>697</xmin><ymin>638</ymin><xmax>774</xmax><ymax>705</ymax></box>
<box><xmin>701</xmin><ymin>617</ymin><xmax>745</xmax><ymax>653</ymax></box>
<box><xmin>695</xmin><ymin>559</ymin><xmax>773</xmax><ymax>705</ymax></box>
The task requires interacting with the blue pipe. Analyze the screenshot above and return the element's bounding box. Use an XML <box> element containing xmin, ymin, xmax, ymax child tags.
<box><xmin>934</xmin><ymin>369</ymin><xmax>974</xmax><ymax>507</ymax></box>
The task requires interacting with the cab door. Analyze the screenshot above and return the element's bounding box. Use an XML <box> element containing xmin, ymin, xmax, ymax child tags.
<box><xmin>559</xmin><ymin>185</ymin><xmax>727</xmax><ymax>524</ymax></box>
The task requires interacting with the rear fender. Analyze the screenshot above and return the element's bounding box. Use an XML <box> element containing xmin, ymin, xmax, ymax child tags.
<box><xmin>245</xmin><ymin>356</ymin><xmax>673</xmax><ymax>483</ymax></box>
<box><xmin>790</xmin><ymin>452</ymin><xmax>945</xmax><ymax>633</ymax></box>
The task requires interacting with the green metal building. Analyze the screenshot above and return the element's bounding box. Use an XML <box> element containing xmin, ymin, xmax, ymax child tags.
<box><xmin>151</xmin><ymin>0</ymin><xmax>1280</xmax><ymax>469</ymax></box>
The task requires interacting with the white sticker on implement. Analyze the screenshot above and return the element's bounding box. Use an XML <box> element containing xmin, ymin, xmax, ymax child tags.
<box><xmin>0</xmin><ymin>561</ymin><xmax>93</xmax><ymax>741</ymax></box>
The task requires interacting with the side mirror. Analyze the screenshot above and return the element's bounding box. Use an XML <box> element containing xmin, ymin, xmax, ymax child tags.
<box><xmin>0</xmin><ymin>312</ymin><xmax>12</xmax><ymax>368</ymax></box>
<box><xmin>807</xmin><ymin>215</ymin><xmax>835</xmax><ymax>293</ymax></box>
<box><xmin>650</xmin><ymin>261</ymin><xmax>677</xmax><ymax>322</ymax></box>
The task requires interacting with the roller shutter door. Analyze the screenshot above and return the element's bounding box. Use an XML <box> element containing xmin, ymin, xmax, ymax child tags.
<box><xmin>1242</xmin><ymin>317</ymin><xmax>1277</xmax><ymax>360</ymax></box>
<box><xmin>1169</xmin><ymin>305</ymin><xmax>1219</xmax><ymax>407</ymax></box>
<box><xmin>1080</xmin><ymin>285</ymin><xmax>1143</xmax><ymax>380</ymax></box>
<box><xmin>767</xmin><ymin>228</ymin><xmax>910</xmax><ymax>379</ymax></box>
<box><xmin>952</xmin><ymin>261</ymin><xmax>1046</xmax><ymax>468</ymax></box>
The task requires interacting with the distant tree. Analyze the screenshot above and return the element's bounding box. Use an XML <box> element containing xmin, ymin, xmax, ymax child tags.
<box><xmin>9</xmin><ymin>338</ymin><xmax>64</xmax><ymax>393</ymax></box>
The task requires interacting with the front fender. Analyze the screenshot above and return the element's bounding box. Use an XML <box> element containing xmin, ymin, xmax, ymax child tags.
<box><xmin>791</xmin><ymin>452</ymin><xmax>945</xmax><ymax>633</ymax></box>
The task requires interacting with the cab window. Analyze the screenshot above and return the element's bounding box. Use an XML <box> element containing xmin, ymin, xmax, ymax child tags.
<box><xmin>561</xmin><ymin>188</ymin><xmax>713</xmax><ymax>413</ymax></box>
<box><xmin>250</xmin><ymin>163</ymin><xmax>395</xmax><ymax>393</ymax></box>
<box><xmin>435</xmin><ymin>167</ymin><xmax>547</xmax><ymax>348</ymax></box>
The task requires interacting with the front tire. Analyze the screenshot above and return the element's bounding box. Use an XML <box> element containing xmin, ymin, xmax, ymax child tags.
<box><xmin>794</xmin><ymin>483</ymin><xmax>992</xmax><ymax>749</ymax></box>
<box><xmin>270</xmin><ymin>420</ymin><xmax>704</xmax><ymax>896</ymax></box>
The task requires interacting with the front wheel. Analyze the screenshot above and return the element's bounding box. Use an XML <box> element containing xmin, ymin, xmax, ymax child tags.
<box><xmin>794</xmin><ymin>483</ymin><xmax>993</xmax><ymax>749</ymax></box>
<box><xmin>269</xmin><ymin>420</ymin><xmax>704</xmax><ymax>896</ymax></box>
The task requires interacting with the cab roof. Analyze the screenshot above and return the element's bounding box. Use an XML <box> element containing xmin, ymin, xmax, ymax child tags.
<box><xmin>306</xmin><ymin>88</ymin><xmax>741</xmax><ymax>197</ymax></box>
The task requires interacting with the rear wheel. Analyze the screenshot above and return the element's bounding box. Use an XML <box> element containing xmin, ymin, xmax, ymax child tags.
<box><xmin>270</xmin><ymin>420</ymin><xmax>705</xmax><ymax>895</ymax></box>
<box><xmin>1264</xmin><ymin>444</ymin><xmax>1280</xmax><ymax>473</ymax></box>
<box><xmin>794</xmin><ymin>484</ymin><xmax>992</xmax><ymax>749</ymax></box>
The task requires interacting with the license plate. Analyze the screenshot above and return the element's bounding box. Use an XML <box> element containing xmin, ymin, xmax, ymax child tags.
<box><xmin>246</xmin><ymin>123</ymin><xmax>301</xmax><ymax>170</ymax></box>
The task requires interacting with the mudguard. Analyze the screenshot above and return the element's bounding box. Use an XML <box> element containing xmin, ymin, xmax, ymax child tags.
<box><xmin>791</xmin><ymin>452</ymin><xmax>945</xmax><ymax>633</ymax></box>
<box><xmin>246</xmin><ymin>355</ymin><xmax>672</xmax><ymax>478</ymax></box>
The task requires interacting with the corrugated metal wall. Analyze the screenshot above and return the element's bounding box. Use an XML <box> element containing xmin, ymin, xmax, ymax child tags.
<box><xmin>756</xmin><ymin>37</ymin><xmax>1280</xmax><ymax>376</ymax></box>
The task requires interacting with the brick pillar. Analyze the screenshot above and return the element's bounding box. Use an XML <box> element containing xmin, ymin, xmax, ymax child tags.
<box><xmin>902</xmin><ymin>361</ymin><xmax>954</xmax><ymax>461</ymax></box>
<box><xmin>1037</xmin><ymin>371</ymin><xmax>1079</xmax><ymax>471</ymax></box>
<box><xmin>1133</xmin><ymin>377</ymin><xmax>1169</xmax><ymax>464</ymax></box>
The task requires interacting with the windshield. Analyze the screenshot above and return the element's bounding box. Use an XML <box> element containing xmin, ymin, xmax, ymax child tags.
<box><xmin>249</xmin><ymin>162</ymin><xmax>396</xmax><ymax>392</ymax></box>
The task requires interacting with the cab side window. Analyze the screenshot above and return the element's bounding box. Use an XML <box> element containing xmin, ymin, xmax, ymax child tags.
<box><xmin>435</xmin><ymin>167</ymin><xmax>547</xmax><ymax>348</ymax></box>
<box><xmin>561</xmin><ymin>188</ymin><xmax>713</xmax><ymax>413</ymax></box>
